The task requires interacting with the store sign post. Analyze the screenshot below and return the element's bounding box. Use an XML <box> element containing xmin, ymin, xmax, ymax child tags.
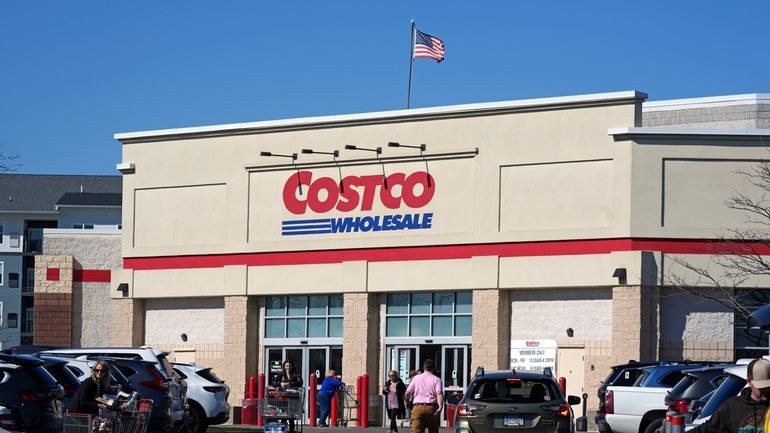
<box><xmin>510</xmin><ymin>339</ymin><xmax>557</xmax><ymax>372</ymax></box>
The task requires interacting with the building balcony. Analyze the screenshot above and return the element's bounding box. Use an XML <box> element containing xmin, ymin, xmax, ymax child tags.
<box><xmin>23</xmin><ymin>239</ymin><xmax>43</xmax><ymax>254</ymax></box>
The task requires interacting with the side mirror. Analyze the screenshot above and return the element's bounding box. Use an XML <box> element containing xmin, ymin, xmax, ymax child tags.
<box><xmin>568</xmin><ymin>395</ymin><xmax>581</xmax><ymax>405</ymax></box>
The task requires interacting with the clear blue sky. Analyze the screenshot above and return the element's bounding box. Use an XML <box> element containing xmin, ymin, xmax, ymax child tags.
<box><xmin>2</xmin><ymin>1</ymin><xmax>769</xmax><ymax>175</ymax></box>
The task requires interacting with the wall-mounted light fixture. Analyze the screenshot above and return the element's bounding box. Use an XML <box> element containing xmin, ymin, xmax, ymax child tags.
<box><xmin>260</xmin><ymin>151</ymin><xmax>303</xmax><ymax>194</ymax></box>
<box><xmin>345</xmin><ymin>145</ymin><xmax>388</xmax><ymax>188</ymax></box>
<box><xmin>388</xmin><ymin>142</ymin><xmax>431</xmax><ymax>187</ymax></box>
<box><xmin>116</xmin><ymin>162</ymin><xmax>135</xmax><ymax>175</ymax></box>
<box><xmin>612</xmin><ymin>267</ymin><xmax>627</xmax><ymax>285</ymax></box>
<box><xmin>116</xmin><ymin>283</ymin><xmax>129</xmax><ymax>295</ymax></box>
<box><xmin>566</xmin><ymin>327</ymin><xmax>574</xmax><ymax>338</ymax></box>
<box><xmin>181</xmin><ymin>333</ymin><xmax>188</xmax><ymax>342</ymax></box>
<box><xmin>302</xmin><ymin>148</ymin><xmax>344</xmax><ymax>192</ymax></box>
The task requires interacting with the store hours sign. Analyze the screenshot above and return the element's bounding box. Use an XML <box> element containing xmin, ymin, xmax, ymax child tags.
<box><xmin>510</xmin><ymin>339</ymin><xmax>557</xmax><ymax>372</ymax></box>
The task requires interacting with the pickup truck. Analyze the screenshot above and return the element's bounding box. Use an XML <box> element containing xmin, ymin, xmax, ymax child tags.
<box><xmin>604</xmin><ymin>385</ymin><xmax>669</xmax><ymax>433</ymax></box>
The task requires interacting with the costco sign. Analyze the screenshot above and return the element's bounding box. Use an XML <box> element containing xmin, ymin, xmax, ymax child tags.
<box><xmin>281</xmin><ymin>170</ymin><xmax>436</xmax><ymax>236</ymax></box>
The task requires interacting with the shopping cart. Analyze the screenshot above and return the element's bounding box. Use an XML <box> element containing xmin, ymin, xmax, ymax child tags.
<box><xmin>336</xmin><ymin>385</ymin><xmax>358</xmax><ymax>427</ymax></box>
<box><xmin>64</xmin><ymin>399</ymin><xmax>153</xmax><ymax>433</ymax></box>
<box><xmin>259</xmin><ymin>387</ymin><xmax>305</xmax><ymax>433</ymax></box>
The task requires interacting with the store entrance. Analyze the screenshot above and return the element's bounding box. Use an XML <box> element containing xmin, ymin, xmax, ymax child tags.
<box><xmin>266</xmin><ymin>346</ymin><xmax>343</xmax><ymax>388</ymax></box>
<box><xmin>385</xmin><ymin>344</ymin><xmax>470</xmax><ymax>426</ymax></box>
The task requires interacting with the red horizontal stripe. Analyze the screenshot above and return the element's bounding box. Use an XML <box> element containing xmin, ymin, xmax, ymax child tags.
<box><xmin>73</xmin><ymin>269</ymin><xmax>111</xmax><ymax>283</ymax></box>
<box><xmin>123</xmin><ymin>238</ymin><xmax>770</xmax><ymax>271</ymax></box>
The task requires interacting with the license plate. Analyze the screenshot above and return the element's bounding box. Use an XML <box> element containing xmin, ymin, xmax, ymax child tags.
<box><xmin>504</xmin><ymin>416</ymin><xmax>524</xmax><ymax>427</ymax></box>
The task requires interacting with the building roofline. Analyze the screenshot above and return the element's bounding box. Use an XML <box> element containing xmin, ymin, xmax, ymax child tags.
<box><xmin>608</xmin><ymin>127</ymin><xmax>770</xmax><ymax>139</ymax></box>
<box><xmin>114</xmin><ymin>90</ymin><xmax>647</xmax><ymax>143</ymax></box>
<box><xmin>643</xmin><ymin>93</ymin><xmax>770</xmax><ymax>112</ymax></box>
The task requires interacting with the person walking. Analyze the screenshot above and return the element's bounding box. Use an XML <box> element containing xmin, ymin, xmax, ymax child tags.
<box><xmin>271</xmin><ymin>360</ymin><xmax>303</xmax><ymax>433</ymax></box>
<box><xmin>317</xmin><ymin>370</ymin><xmax>344</xmax><ymax>427</ymax></box>
<box><xmin>383</xmin><ymin>370</ymin><xmax>407</xmax><ymax>433</ymax></box>
<box><xmin>404</xmin><ymin>360</ymin><xmax>443</xmax><ymax>433</ymax></box>
<box><xmin>694</xmin><ymin>358</ymin><xmax>770</xmax><ymax>433</ymax></box>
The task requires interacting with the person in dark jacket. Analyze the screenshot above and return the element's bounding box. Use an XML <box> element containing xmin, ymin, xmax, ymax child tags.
<box><xmin>317</xmin><ymin>370</ymin><xmax>344</xmax><ymax>427</ymax></box>
<box><xmin>694</xmin><ymin>358</ymin><xmax>770</xmax><ymax>433</ymax></box>
<box><xmin>68</xmin><ymin>360</ymin><xmax>112</xmax><ymax>415</ymax></box>
<box><xmin>383</xmin><ymin>370</ymin><xmax>407</xmax><ymax>433</ymax></box>
<box><xmin>270</xmin><ymin>360</ymin><xmax>303</xmax><ymax>433</ymax></box>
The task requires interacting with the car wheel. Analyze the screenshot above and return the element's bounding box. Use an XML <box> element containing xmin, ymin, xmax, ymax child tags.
<box><xmin>187</xmin><ymin>405</ymin><xmax>208</xmax><ymax>433</ymax></box>
<box><xmin>643</xmin><ymin>418</ymin><xmax>663</xmax><ymax>433</ymax></box>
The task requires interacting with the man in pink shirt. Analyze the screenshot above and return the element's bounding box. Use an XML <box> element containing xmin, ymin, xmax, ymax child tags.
<box><xmin>405</xmin><ymin>359</ymin><xmax>444</xmax><ymax>433</ymax></box>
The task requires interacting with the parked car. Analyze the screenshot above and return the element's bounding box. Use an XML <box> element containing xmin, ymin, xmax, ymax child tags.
<box><xmin>38</xmin><ymin>357</ymin><xmax>81</xmax><ymax>410</ymax></box>
<box><xmin>453</xmin><ymin>367</ymin><xmax>581</xmax><ymax>433</ymax></box>
<box><xmin>172</xmin><ymin>363</ymin><xmax>230</xmax><ymax>433</ymax></box>
<box><xmin>596</xmin><ymin>361</ymin><xmax>662</xmax><ymax>433</ymax></box>
<box><xmin>0</xmin><ymin>354</ymin><xmax>63</xmax><ymax>433</ymax></box>
<box><xmin>40</xmin><ymin>347</ymin><xmax>187</xmax><ymax>425</ymax></box>
<box><xmin>664</xmin><ymin>364</ymin><xmax>734</xmax><ymax>425</ymax></box>
<box><xmin>686</xmin><ymin>365</ymin><xmax>748</xmax><ymax>431</ymax></box>
<box><xmin>0</xmin><ymin>404</ymin><xmax>24</xmax><ymax>433</ymax></box>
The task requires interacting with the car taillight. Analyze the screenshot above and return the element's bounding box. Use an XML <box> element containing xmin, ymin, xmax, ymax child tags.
<box><xmin>670</xmin><ymin>399</ymin><xmax>690</xmax><ymax>414</ymax></box>
<box><xmin>605</xmin><ymin>390</ymin><xmax>614</xmax><ymax>414</ymax></box>
<box><xmin>19</xmin><ymin>388</ymin><xmax>51</xmax><ymax>401</ymax></box>
<box><xmin>457</xmin><ymin>403</ymin><xmax>486</xmax><ymax>417</ymax></box>
<box><xmin>0</xmin><ymin>412</ymin><xmax>19</xmax><ymax>430</ymax></box>
<box><xmin>140</xmin><ymin>365</ymin><xmax>170</xmax><ymax>391</ymax></box>
<box><xmin>203</xmin><ymin>386</ymin><xmax>225</xmax><ymax>393</ymax></box>
<box><xmin>542</xmin><ymin>403</ymin><xmax>570</xmax><ymax>417</ymax></box>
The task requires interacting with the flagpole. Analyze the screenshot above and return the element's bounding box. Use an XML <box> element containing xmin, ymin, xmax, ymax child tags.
<box><xmin>407</xmin><ymin>20</ymin><xmax>415</xmax><ymax>109</ymax></box>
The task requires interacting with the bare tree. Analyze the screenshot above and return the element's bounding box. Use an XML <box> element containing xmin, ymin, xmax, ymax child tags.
<box><xmin>665</xmin><ymin>161</ymin><xmax>770</xmax><ymax>324</ymax></box>
<box><xmin>0</xmin><ymin>143</ymin><xmax>20</xmax><ymax>172</ymax></box>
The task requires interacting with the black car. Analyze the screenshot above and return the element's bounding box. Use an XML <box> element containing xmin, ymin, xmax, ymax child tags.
<box><xmin>595</xmin><ymin>361</ymin><xmax>662</xmax><ymax>433</ymax></box>
<box><xmin>664</xmin><ymin>364</ymin><xmax>734</xmax><ymax>423</ymax></box>
<box><xmin>39</xmin><ymin>356</ymin><xmax>82</xmax><ymax>410</ymax></box>
<box><xmin>0</xmin><ymin>353</ymin><xmax>63</xmax><ymax>433</ymax></box>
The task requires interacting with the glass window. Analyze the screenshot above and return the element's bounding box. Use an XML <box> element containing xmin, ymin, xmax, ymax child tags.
<box><xmin>309</xmin><ymin>296</ymin><xmax>327</xmax><ymax>316</ymax></box>
<box><xmin>328</xmin><ymin>318</ymin><xmax>343</xmax><ymax>338</ymax></box>
<box><xmin>9</xmin><ymin>273</ymin><xmax>19</xmax><ymax>289</ymax></box>
<box><xmin>265</xmin><ymin>319</ymin><xmax>284</xmax><ymax>338</ymax></box>
<box><xmin>0</xmin><ymin>262</ymin><xmax>3</xmax><ymax>286</ymax></box>
<box><xmin>266</xmin><ymin>297</ymin><xmax>285</xmax><ymax>317</ymax></box>
<box><xmin>307</xmin><ymin>318</ymin><xmax>326</xmax><ymax>337</ymax></box>
<box><xmin>287</xmin><ymin>318</ymin><xmax>305</xmax><ymax>338</ymax></box>
<box><xmin>387</xmin><ymin>294</ymin><xmax>409</xmax><ymax>314</ymax></box>
<box><xmin>329</xmin><ymin>295</ymin><xmax>343</xmax><ymax>315</ymax></box>
<box><xmin>287</xmin><ymin>297</ymin><xmax>307</xmax><ymax>316</ymax></box>
<box><xmin>456</xmin><ymin>291</ymin><xmax>472</xmax><ymax>313</ymax></box>
<box><xmin>433</xmin><ymin>293</ymin><xmax>454</xmax><ymax>313</ymax></box>
<box><xmin>386</xmin><ymin>317</ymin><xmax>408</xmax><ymax>336</ymax></box>
<box><xmin>385</xmin><ymin>291</ymin><xmax>473</xmax><ymax>337</ymax></box>
<box><xmin>432</xmin><ymin>316</ymin><xmax>453</xmax><ymax>336</ymax></box>
<box><xmin>7</xmin><ymin>313</ymin><xmax>17</xmax><ymax>328</ymax></box>
<box><xmin>0</xmin><ymin>223</ymin><xmax>3</xmax><ymax>244</ymax></box>
<box><xmin>411</xmin><ymin>293</ymin><xmax>431</xmax><ymax>314</ymax></box>
<box><xmin>264</xmin><ymin>295</ymin><xmax>344</xmax><ymax>339</ymax></box>
<box><xmin>410</xmin><ymin>316</ymin><xmax>430</xmax><ymax>336</ymax></box>
<box><xmin>455</xmin><ymin>316</ymin><xmax>472</xmax><ymax>336</ymax></box>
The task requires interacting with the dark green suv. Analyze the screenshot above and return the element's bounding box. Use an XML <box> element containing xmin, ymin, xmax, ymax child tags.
<box><xmin>454</xmin><ymin>368</ymin><xmax>581</xmax><ymax>433</ymax></box>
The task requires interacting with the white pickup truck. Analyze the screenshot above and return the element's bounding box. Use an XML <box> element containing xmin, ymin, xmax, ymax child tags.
<box><xmin>604</xmin><ymin>385</ymin><xmax>669</xmax><ymax>433</ymax></box>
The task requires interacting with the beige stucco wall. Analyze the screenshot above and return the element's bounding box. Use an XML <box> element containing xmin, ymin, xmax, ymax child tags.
<box><xmin>144</xmin><ymin>298</ymin><xmax>225</xmax><ymax>345</ymax></box>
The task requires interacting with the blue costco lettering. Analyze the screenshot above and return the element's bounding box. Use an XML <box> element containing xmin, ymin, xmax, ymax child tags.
<box><xmin>282</xmin><ymin>213</ymin><xmax>433</xmax><ymax>236</ymax></box>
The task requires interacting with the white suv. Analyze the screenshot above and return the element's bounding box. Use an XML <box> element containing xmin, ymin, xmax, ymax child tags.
<box><xmin>173</xmin><ymin>363</ymin><xmax>230</xmax><ymax>433</ymax></box>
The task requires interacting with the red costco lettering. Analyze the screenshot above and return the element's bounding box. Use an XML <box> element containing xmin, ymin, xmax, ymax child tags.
<box><xmin>282</xmin><ymin>170</ymin><xmax>435</xmax><ymax>215</ymax></box>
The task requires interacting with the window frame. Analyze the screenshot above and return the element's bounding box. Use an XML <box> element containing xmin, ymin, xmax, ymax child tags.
<box><xmin>264</xmin><ymin>294</ymin><xmax>344</xmax><ymax>341</ymax></box>
<box><xmin>385</xmin><ymin>291</ymin><xmax>473</xmax><ymax>337</ymax></box>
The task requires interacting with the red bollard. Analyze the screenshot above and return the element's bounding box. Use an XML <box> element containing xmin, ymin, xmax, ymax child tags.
<box><xmin>330</xmin><ymin>388</ymin><xmax>339</xmax><ymax>426</ymax></box>
<box><xmin>361</xmin><ymin>373</ymin><xmax>369</xmax><ymax>428</ymax></box>
<box><xmin>248</xmin><ymin>376</ymin><xmax>257</xmax><ymax>398</ymax></box>
<box><xmin>558</xmin><ymin>377</ymin><xmax>567</xmax><ymax>396</ymax></box>
<box><xmin>241</xmin><ymin>376</ymin><xmax>258</xmax><ymax>425</ymax></box>
<box><xmin>357</xmin><ymin>375</ymin><xmax>363</xmax><ymax>426</ymax></box>
<box><xmin>446</xmin><ymin>403</ymin><xmax>455</xmax><ymax>428</ymax></box>
<box><xmin>257</xmin><ymin>373</ymin><xmax>265</xmax><ymax>426</ymax></box>
<box><xmin>308</xmin><ymin>373</ymin><xmax>317</xmax><ymax>427</ymax></box>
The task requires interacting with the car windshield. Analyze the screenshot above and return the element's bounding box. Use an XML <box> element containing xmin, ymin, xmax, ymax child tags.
<box><xmin>471</xmin><ymin>378</ymin><xmax>556</xmax><ymax>403</ymax></box>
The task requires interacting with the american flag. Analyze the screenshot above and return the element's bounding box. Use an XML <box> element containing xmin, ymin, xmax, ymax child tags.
<box><xmin>414</xmin><ymin>29</ymin><xmax>445</xmax><ymax>63</ymax></box>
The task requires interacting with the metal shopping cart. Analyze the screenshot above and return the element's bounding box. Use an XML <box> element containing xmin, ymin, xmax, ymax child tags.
<box><xmin>259</xmin><ymin>387</ymin><xmax>305</xmax><ymax>433</ymax></box>
<box><xmin>336</xmin><ymin>385</ymin><xmax>358</xmax><ymax>427</ymax></box>
<box><xmin>64</xmin><ymin>399</ymin><xmax>153</xmax><ymax>433</ymax></box>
